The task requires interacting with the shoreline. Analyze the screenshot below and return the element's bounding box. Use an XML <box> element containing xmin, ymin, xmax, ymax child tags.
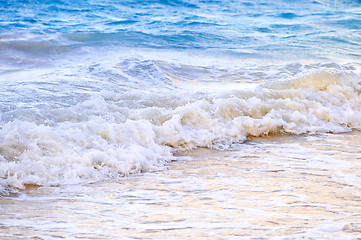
<box><xmin>1</xmin><ymin>132</ymin><xmax>360</xmax><ymax>239</ymax></box>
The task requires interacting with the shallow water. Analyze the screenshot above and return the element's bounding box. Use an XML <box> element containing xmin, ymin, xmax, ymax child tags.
<box><xmin>1</xmin><ymin>132</ymin><xmax>360</xmax><ymax>239</ymax></box>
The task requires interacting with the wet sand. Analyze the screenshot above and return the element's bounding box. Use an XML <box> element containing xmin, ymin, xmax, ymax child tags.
<box><xmin>1</xmin><ymin>132</ymin><xmax>361</xmax><ymax>239</ymax></box>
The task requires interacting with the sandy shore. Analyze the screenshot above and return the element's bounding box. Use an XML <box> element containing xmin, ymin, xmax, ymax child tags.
<box><xmin>1</xmin><ymin>132</ymin><xmax>361</xmax><ymax>239</ymax></box>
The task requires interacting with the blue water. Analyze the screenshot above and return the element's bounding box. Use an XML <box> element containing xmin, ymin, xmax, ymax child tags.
<box><xmin>1</xmin><ymin>0</ymin><xmax>361</xmax><ymax>61</ymax></box>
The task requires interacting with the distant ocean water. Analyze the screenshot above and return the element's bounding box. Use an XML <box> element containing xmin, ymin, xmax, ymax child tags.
<box><xmin>0</xmin><ymin>0</ymin><xmax>361</xmax><ymax>194</ymax></box>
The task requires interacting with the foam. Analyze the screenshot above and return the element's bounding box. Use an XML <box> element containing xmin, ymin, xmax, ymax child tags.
<box><xmin>0</xmin><ymin>58</ymin><xmax>360</xmax><ymax>194</ymax></box>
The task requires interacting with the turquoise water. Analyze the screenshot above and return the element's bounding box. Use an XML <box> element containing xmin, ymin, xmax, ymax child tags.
<box><xmin>1</xmin><ymin>0</ymin><xmax>361</xmax><ymax>61</ymax></box>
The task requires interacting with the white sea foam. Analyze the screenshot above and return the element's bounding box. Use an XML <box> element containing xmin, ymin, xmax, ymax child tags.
<box><xmin>0</xmin><ymin>51</ymin><xmax>360</xmax><ymax>194</ymax></box>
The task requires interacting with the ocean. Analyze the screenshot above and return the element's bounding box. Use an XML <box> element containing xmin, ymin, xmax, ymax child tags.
<box><xmin>0</xmin><ymin>0</ymin><xmax>361</xmax><ymax>239</ymax></box>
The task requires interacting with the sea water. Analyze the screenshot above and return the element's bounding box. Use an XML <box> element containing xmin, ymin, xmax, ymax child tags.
<box><xmin>0</xmin><ymin>0</ymin><xmax>361</xmax><ymax>239</ymax></box>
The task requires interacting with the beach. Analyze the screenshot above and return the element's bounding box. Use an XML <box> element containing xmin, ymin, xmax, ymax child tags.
<box><xmin>1</xmin><ymin>132</ymin><xmax>361</xmax><ymax>239</ymax></box>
